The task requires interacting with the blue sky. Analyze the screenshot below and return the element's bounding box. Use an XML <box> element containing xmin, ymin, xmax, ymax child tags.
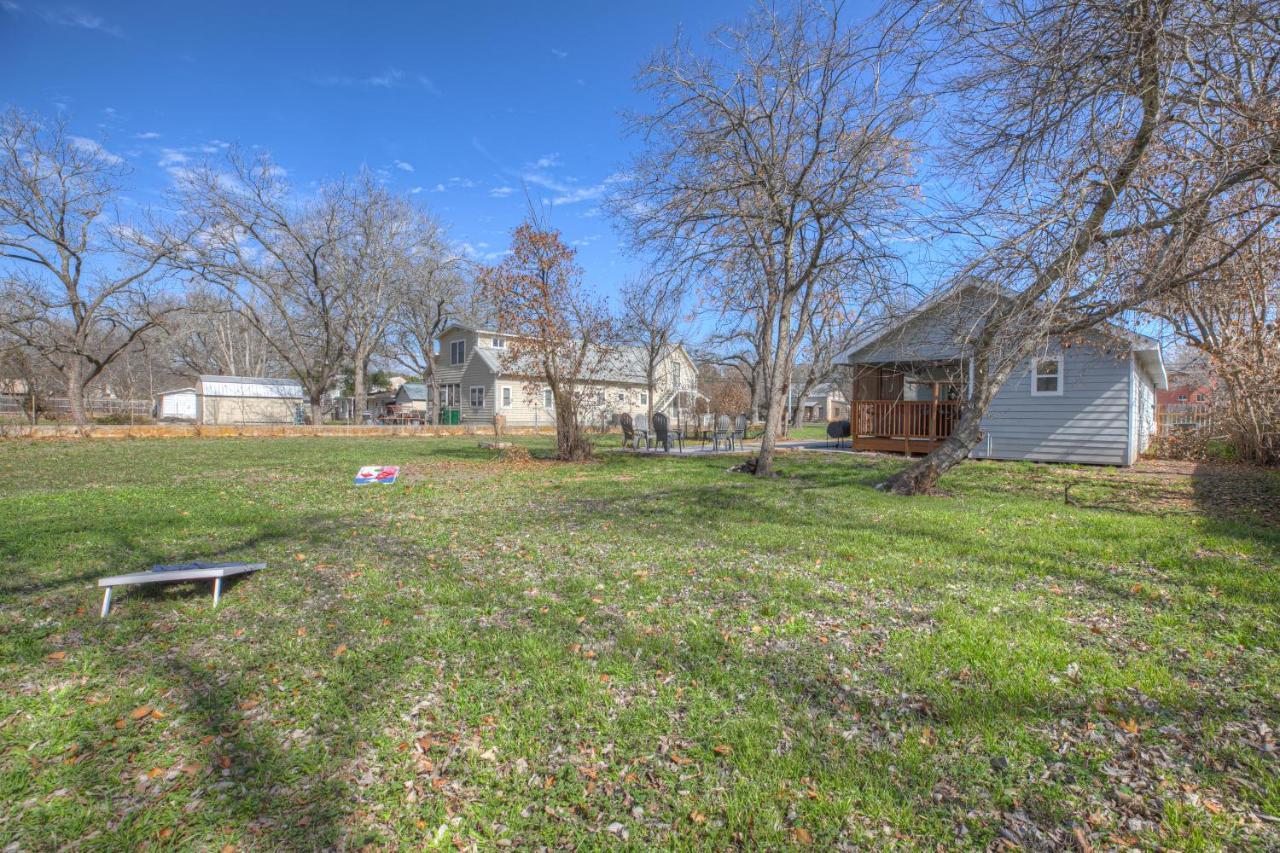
<box><xmin>1</xmin><ymin>0</ymin><xmax>833</xmax><ymax>296</ymax></box>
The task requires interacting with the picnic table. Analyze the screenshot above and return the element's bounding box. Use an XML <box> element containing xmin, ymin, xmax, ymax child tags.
<box><xmin>98</xmin><ymin>561</ymin><xmax>265</xmax><ymax>618</ymax></box>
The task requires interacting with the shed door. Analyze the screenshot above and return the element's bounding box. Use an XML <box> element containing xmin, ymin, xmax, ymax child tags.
<box><xmin>163</xmin><ymin>392</ymin><xmax>197</xmax><ymax>419</ymax></box>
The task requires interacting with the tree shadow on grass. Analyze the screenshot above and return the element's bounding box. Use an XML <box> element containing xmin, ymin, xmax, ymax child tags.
<box><xmin>0</xmin><ymin>515</ymin><xmax>324</xmax><ymax>597</ymax></box>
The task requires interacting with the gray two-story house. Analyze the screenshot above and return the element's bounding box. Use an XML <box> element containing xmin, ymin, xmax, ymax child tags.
<box><xmin>396</xmin><ymin>324</ymin><xmax>700</xmax><ymax>428</ymax></box>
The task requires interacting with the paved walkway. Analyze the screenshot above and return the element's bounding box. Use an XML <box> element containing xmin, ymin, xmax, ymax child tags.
<box><xmin>613</xmin><ymin>438</ymin><xmax>863</xmax><ymax>457</ymax></box>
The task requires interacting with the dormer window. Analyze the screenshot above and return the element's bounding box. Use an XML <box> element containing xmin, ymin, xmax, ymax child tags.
<box><xmin>450</xmin><ymin>340</ymin><xmax>465</xmax><ymax>365</ymax></box>
<box><xmin>491</xmin><ymin>337</ymin><xmax>506</xmax><ymax>349</ymax></box>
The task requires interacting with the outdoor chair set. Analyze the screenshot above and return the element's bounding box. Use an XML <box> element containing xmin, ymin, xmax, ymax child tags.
<box><xmin>620</xmin><ymin>413</ymin><xmax>751</xmax><ymax>453</ymax></box>
<box><xmin>702</xmin><ymin>414</ymin><xmax>747</xmax><ymax>451</ymax></box>
<box><xmin>621</xmin><ymin>413</ymin><xmax>685</xmax><ymax>452</ymax></box>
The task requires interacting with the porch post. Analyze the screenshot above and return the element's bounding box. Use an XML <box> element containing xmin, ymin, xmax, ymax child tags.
<box><xmin>931</xmin><ymin>383</ymin><xmax>939</xmax><ymax>440</ymax></box>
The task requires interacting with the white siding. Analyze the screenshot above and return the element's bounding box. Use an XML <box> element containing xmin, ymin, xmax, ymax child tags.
<box><xmin>158</xmin><ymin>390</ymin><xmax>197</xmax><ymax>420</ymax></box>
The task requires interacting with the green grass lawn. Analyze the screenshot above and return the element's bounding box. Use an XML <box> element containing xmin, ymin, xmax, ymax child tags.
<box><xmin>1</xmin><ymin>438</ymin><xmax>1277</xmax><ymax>850</ymax></box>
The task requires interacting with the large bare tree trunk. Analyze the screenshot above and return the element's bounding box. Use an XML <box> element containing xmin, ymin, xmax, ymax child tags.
<box><xmin>756</xmin><ymin>385</ymin><xmax>786</xmax><ymax>477</ymax></box>
<box><xmin>884</xmin><ymin>402</ymin><xmax>983</xmax><ymax>495</ymax></box>
<box><xmin>66</xmin><ymin>359</ymin><xmax>89</xmax><ymax>432</ymax></box>
<box><xmin>309</xmin><ymin>395</ymin><xmax>323</xmax><ymax>426</ymax></box>
<box><xmin>352</xmin><ymin>347</ymin><xmax>370</xmax><ymax>422</ymax></box>
<box><xmin>886</xmin><ymin>349</ymin><xmax>1021</xmax><ymax>494</ymax></box>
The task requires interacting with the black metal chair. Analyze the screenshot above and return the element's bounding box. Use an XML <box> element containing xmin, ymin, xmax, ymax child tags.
<box><xmin>827</xmin><ymin>419</ymin><xmax>851</xmax><ymax>448</ymax></box>
<box><xmin>653</xmin><ymin>412</ymin><xmax>683</xmax><ymax>452</ymax></box>
<box><xmin>620</xmin><ymin>413</ymin><xmax>636</xmax><ymax>449</ymax></box>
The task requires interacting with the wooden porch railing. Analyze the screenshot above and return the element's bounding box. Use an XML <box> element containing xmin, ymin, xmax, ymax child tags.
<box><xmin>851</xmin><ymin>400</ymin><xmax>962</xmax><ymax>452</ymax></box>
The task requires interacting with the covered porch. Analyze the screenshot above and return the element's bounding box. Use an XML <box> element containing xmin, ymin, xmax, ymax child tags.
<box><xmin>850</xmin><ymin>362</ymin><xmax>967</xmax><ymax>455</ymax></box>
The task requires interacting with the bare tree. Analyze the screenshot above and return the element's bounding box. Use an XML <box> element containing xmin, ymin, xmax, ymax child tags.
<box><xmin>612</xmin><ymin>1</ymin><xmax>917</xmax><ymax>476</ymax></box>
<box><xmin>1150</xmin><ymin>196</ymin><xmax>1279</xmax><ymax>464</ymax></box>
<box><xmin>619</xmin><ymin>274</ymin><xmax>686</xmax><ymax>424</ymax></box>
<box><xmin>880</xmin><ymin>0</ymin><xmax>1280</xmax><ymax>494</ymax></box>
<box><xmin>341</xmin><ymin>172</ymin><xmax>425</xmax><ymax>420</ymax></box>
<box><xmin>696</xmin><ymin>324</ymin><xmax>768</xmax><ymax>421</ymax></box>
<box><xmin>480</xmin><ymin>217</ymin><xmax>617</xmax><ymax>461</ymax></box>
<box><xmin>164</xmin><ymin>288</ymin><xmax>281</xmax><ymax>378</ymax></box>
<box><xmin>0</xmin><ymin>333</ymin><xmax>60</xmax><ymax>425</ymax></box>
<box><xmin>175</xmin><ymin>151</ymin><xmax>354</xmax><ymax>424</ymax></box>
<box><xmin>385</xmin><ymin>226</ymin><xmax>471</xmax><ymax>423</ymax></box>
<box><xmin>0</xmin><ymin>110</ymin><xmax>192</xmax><ymax>430</ymax></box>
<box><xmin>787</xmin><ymin>289</ymin><xmax>859</xmax><ymax>426</ymax></box>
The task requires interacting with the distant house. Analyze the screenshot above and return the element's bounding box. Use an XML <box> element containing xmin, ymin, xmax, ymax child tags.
<box><xmin>391</xmin><ymin>382</ymin><xmax>429</xmax><ymax>415</ymax></box>
<box><xmin>834</xmin><ymin>285</ymin><xmax>1167</xmax><ymax>466</ymax></box>
<box><xmin>798</xmin><ymin>382</ymin><xmax>849</xmax><ymax>422</ymax></box>
<box><xmin>427</xmin><ymin>324</ymin><xmax>700</xmax><ymax>427</ymax></box>
<box><xmin>155</xmin><ymin>375</ymin><xmax>304</xmax><ymax>424</ymax></box>
<box><xmin>1157</xmin><ymin>381</ymin><xmax>1213</xmax><ymax>408</ymax></box>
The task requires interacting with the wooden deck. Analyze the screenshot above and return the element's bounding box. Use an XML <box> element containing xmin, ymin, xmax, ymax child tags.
<box><xmin>851</xmin><ymin>400</ymin><xmax>961</xmax><ymax>455</ymax></box>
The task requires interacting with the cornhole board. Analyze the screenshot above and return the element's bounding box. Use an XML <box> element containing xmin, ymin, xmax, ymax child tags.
<box><xmin>354</xmin><ymin>465</ymin><xmax>399</xmax><ymax>485</ymax></box>
<box><xmin>97</xmin><ymin>561</ymin><xmax>266</xmax><ymax>618</ymax></box>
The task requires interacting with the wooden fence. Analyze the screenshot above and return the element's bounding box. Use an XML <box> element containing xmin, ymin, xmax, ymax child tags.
<box><xmin>1156</xmin><ymin>403</ymin><xmax>1215</xmax><ymax>434</ymax></box>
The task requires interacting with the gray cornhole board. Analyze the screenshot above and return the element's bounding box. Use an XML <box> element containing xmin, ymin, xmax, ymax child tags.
<box><xmin>98</xmin><ymin>562</ymin><xmax>265</xmax><ymax>618</ymax></box>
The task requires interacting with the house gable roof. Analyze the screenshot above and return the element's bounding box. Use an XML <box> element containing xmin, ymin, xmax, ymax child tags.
<box><xmin>439</xmin><ymin>324</ymin><xmax>696</xmax><ymax>386</ymax></box>
<box><xmin>197</xmin><ymin>375</ymin><xmax>304</xmax><ymax>398</ymax></box>
<box><xmin>835</xmin><ymin>283</ymin><xmax>1167</xmax><ymax>389</ymax></box>
<box><xmin>396</xmin><ymin>382</ymin><xmax>427</xmax><ymax>401</ymax></box>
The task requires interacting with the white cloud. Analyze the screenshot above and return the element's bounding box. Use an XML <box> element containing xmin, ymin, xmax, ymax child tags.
<box><xmin>550</xmin><ymin>48</ymin><xmax>568</xmax><ymax>59</ymax></box>
<box><xmin>448</xmin><ymin>177</ymin><xmax>476</xmax><ymax>188</ymax></box>
<box><xmin>459</xmin><ymin>241</ymin><xmax>511</xmax><ymax>262</ymax></box>
<box><xmin>393</xmin><ymin>159</ymin><xmax>415</xmax><ymax>173</ymax></box>
<box><xmin>432</xmin><ymin>183</ymin><xmax>445</xmax><ymax>192</ymax></box>
<box><xmin>134</xmin><ymin>131</ymin><xmax>161</xmax><ymax>139</ymax></box>
<box><xmin>531</xmin><ymin>153</ymin><xmax>560</xmax><ymax>169</ymax></box>
<box><xmin>518</xmin><ymin>167</ymin><xmax>625</xmax><ymax>206</ymax></box>
<box><xmin>367</xmin><ymin>69</ymin><xmax>404</xmax><ymax>88</ymax></box>
<box><xmin>39</xmin><ymin>7</ymin><xmax>122</xmax><ymax>36</ymax></box>
<box><xmin>416</xmin><ymin>75</ymin><xmax>442</xmax><ymax>97</ymax></box>
<box><xmin>68</xmin><ymin>136</ymin><xmax>123</xmax><ymax>165</ymax></box>
<box><xmin>410</xmin><ymin>186</ymin><xmax>424</xmax><ymax>194</ymax></box>
<box><xmin>157</xmin><ymin>148</ymin><xmax>187</xmax><ymax>167</ymax></box>
<box><xmin>489</xmin><ymin>186</ymin><xmax>513</xmax><ymax>198</ymax></box>
<box><xmin>1</xmin><ymin>2</ymin><xmax>21</xmax><ymax>13</ymax></box>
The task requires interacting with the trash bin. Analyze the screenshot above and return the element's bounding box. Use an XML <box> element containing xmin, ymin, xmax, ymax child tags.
<box><xmin>442</xmin><ymin>408</ymin><xmax>461</xmax><ymax>425</ymax></box>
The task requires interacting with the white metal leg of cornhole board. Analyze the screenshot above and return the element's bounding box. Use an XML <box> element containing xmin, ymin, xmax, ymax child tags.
<box><xmin>98</xmin><ymin>562</ymin><xmax>266</xmax><ymax>618</ymax></box>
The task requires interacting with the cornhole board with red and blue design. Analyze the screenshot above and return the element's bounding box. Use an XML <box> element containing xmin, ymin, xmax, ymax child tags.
<box><xmin>354</xmin><ymin>466</ymin><xmax>400</xmax><ymax>485</ymax></box>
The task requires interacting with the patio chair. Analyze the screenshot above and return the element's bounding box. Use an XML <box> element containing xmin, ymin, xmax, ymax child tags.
<box><xmin>653</xmin><ymin>412</ymin><xmax>684</xmax><ymax>452</ymax></box>
<box><xmin>632</xmin><ymin>414</ymin><xmax>652</xmax><ymax>450</ymax></box>
<box><xmin>827</xmin><ymin>419</ymin><xmax>851</xmax><ymax>448</ymax></box>
<box><xmin>712</xmin><ymin>415</ymin><xmax>734</xmax><ymax>451</ymax></box>
<box><xmin>733</xmin><ymin>415</ymin><xmax>748</xmax><ymax>447</ymax></box>
<box><xmin>620</xmin><ymin>413</ymin><xmax>636</xmax><ymax>449</ymax></box>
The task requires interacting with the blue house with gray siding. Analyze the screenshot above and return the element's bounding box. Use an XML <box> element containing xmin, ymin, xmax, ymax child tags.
<box><xmin>835</xmin><ymin>287</ymin><xmax>1167</xmax><ymax>466</ymax></box>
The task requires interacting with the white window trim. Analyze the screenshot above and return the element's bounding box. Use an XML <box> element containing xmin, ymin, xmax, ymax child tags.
<box><xmin>469</xmin><ymin>385</ymin><xmax>485</xmax><ymax>408</ymax></box>
<box><xmin>1030</xmin><ymin>355</ymin><xmax>1064</xmax><ymax>396</ymax></box>
<box><xmin>501</xmin><ymin>386</ymin><xmax>512</xmax><ymax>407</ymax></box>
<box><xmin>491</xmin><ymin>336</ymin><xmax>506</xmax><ymax>349</ymax></box>
<box><xmin>450</xmin><ymin>340</ymin><xmax>465</xmax><ymax>365</ymax></box>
